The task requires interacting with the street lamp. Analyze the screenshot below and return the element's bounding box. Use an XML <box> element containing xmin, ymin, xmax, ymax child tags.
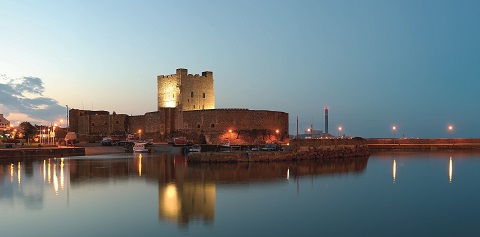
<box><xmin>392</xmin><ymin>126</ymin><xmax>397</xmax><ymax>144</ymax></box>
<box><xmin>138</xmin><ymin>129</ymin><xmax>142</xmax><ymax>140</ymax></box>
<box><xmin>448</xmin><ymin>125</ymin><xmax>453</xmax><ymax>144</ymax></box>
<box><xmin>338</xmin><ymin>126</ymin><xmax>342</xmax><ymax>138</ymax></box>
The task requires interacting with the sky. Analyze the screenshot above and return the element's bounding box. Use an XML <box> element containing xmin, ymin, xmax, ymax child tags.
<box><xmin>1</xmin><ymin>0</ymin><xmax>479</xmax><ymax>138</ymax></box>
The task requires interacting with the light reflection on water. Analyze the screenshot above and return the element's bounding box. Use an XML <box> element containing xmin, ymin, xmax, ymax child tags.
<box><xmin>0</xmin><ymin>151</ymin><xmax>480</xmax><ymax>236</ymax></box>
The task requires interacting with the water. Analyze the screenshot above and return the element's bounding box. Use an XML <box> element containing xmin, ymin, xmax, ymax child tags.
<box><xmin>1</xmin><ymin>151</ymin><xmax>479</xmax><ymax>237</ymax></box>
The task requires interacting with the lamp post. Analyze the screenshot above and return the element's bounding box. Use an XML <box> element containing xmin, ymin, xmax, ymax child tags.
<box><xmin>66</xmin><ymin>105</ymin><xmax>69</xmax><ymax>133</ymax></box>
<box><xmin>338</xmin><ymin>126</ymin><xmax>342</xmax><ymax>138</ymax></box>
<box><xmin>392</xmin><ymin>126</ymin><xmax>397</xmax><ymax>144</ymax></box>
<box><xmin>138</xmin><ymin>129</ymin><xmax>142</xmax><ymax>140</ymax></box>
<box><xmin>448</xmin><ymin>125</ymin><xmax>453</xmax><ymax>144</ymax></box>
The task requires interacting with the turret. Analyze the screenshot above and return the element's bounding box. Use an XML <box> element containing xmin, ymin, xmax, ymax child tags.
<box><xmin>202</xmin><ymin>71</ymin><xmax>213</xmax><ymax>79</ymax></box>
<box><xmin>176</xmin><ymin>68</ymin><xmax>188</xmax><ymax>77</ymax></box>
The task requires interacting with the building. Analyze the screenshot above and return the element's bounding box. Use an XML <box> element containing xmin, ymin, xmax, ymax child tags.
<box><xmin>70</xmin><ymin>68</ymin><xmax>288</xmax><ymax>144</ymax></box>
<box><xmin>158</xmin><ymin>68</ymin><xmax>215</xmax><ymax>111</ymax></box>
<box><xmin>0</xmin><ymin>114</ymin><xmax>10</xmax><ymax>130</ymax></box>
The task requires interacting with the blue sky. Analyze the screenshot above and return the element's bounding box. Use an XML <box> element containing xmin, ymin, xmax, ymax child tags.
<box><xmin>1</xmin><ymin>0</ymin><xmax>479</xmax><ymax>138</ymax></box>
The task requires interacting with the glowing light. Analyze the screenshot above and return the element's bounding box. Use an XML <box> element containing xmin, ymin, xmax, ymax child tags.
<box><xmin>60</xmin><ymin>158</ymin><xmax>65</xmax><ymax>190</ymax></box>
<box><xmin>10</xmin><ymin>163</ymin><xmax>14</xmax><ymax>183</ymax></box>
<box><xmin>392</xmin><ymin>126</ymin><xmax>396</xmax><ymax>131</ymax></box>
<box><xmin>229</xmin><ymin>129</ymin><xmax>232</xmax><ymax>133</ymax></box>
<box><xmin>48</xmin><ymin>159</ymin><xmax>51</xmax><ymax>183</ymax></box>
<box><xmin>393</xmin><ymin>159</ymin><xmax>396</xmax><ymax>183</ymax></box>
<box><xmin>18</xmin><ymin>162</ymin><xmax>21</xmax><ymax>186</ymax></box>
<box><xmin>162</xmin><ymin>184</ymin><xmax>180</xmax><ymax>218</ymax></box>
<box><xmin>287</xmin><ymin>168</ymin><xmax>290</xmax><ymax>180</ymax></box>
<box><xmin>449</xmin><ymin>156</ymin><xmax>453</xmax><ymax>183</ymax></box>
<box><xmin>448</xmin><ymin>125</ymin><xmax>453</xmax><ymax>131</ymax></box>
<box><xmin>53</xmin><ymin>164</ymin><xmax>59</xmax><ymax>195</ymax></box>
<box><xmin>276</xmin><ymin>129</ymin><xmax>279</xmax><ymax>134</ymax></box>
<box><xmin>165</xmin><ymin>101</ymin><xmax>175</xmax><ymax>108</ymax></box>
<box><xmin>43</xmin><ymin>160</ymin><xmax>46</xmax><ymax>182</ymax></box>
<box><xmin>338</xmin><ymin>126</ymin><xmax>342</xmax><ymax>131</ymax></box>
<box><xmin>138</xmin><ymin>154</ymin><xmax>142</xmax><ymax>177</ymax></box>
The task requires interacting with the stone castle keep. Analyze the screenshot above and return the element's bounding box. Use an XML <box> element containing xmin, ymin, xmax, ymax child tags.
<box><xmin>70</xmin><ymin>68</ymin><xmax>289</xmax><ymax>144</ymax></box>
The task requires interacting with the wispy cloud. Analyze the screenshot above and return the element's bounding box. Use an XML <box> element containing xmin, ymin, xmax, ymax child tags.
<box><xmin>0</xmin><ymin>74</ymin><xmax>64</xmax><ymax>123</ymax></box>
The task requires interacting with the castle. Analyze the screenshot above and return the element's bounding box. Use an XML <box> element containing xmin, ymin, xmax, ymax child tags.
<box><xmin>69</xmin><ymin>68</ymin><xmax>289</xmax><ymax>144</ymax></box>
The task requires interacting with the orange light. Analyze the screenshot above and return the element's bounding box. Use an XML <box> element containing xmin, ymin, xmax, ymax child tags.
<box><xmin>392</xmin><ymin>126</ymin><xmax>396</xmax><ymax>131</ymax></box>
<box><xmin>275</xmin><ymin>129</ymin><xmax>279</xmax><ymax>134</ymax></box>
<box><xmin>448</xmin><ymin>125</ymin><xmax>453</xmax><ymax>131</ymax></box>
<box><xmin>228</xmin><ymin>129</ymin><xmax>232</xmax><ymax>133</ymax></box>
<box><xmin>138</xmin><ymin>129</ymin><xmax>142</xmax><ymax>133</ymax></box>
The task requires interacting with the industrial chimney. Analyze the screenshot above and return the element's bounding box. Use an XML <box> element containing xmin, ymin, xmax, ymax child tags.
<box><xmin>324</xmin><ymin>107</ymin><xmax>329</xmax><ymax>137</ymax></box>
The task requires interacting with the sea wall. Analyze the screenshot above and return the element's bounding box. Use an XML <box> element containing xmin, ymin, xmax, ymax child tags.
<box><xmin>0</xmin><ymin>147</ymin><xmax>85</xmax><ymax>158</ymax></box>
<box><xmin>367</xmin><ymin>138</ymin><xmax>480</xmax><ymax>151</ymax></box>
<box><xmin>188</xmin><ymin>138</ymin><xmax>369</xmax><ymax>163</ymax></box>
<box><xmin>367</xmin><ymin>138</ymin><xmax>480</xmax><ymax>144</ymax></box>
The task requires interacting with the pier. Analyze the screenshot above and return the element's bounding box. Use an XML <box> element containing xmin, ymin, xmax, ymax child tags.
<box><xmin>0</xmin><ymin>146</ymin><xmax>85</xmax><ymax>158</ymax></box>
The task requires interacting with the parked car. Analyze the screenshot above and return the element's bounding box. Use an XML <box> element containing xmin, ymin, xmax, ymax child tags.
<box><xmin>101</xmin><ymin>137</ymin><xmax>113</xmax><ymax>146</ymax></box>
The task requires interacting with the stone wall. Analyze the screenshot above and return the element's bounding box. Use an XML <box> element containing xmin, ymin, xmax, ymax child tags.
<box><xmin>70</xmin><ymin>109</ymin><xmax>110</xmax><ymax>135</ymax></box>
<box><xmin>177</xmin><ymin>109</ymin><xmax>289</xmax><ymax>144</ymax></box>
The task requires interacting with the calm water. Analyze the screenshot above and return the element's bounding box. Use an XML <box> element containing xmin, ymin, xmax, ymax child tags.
<box><xmin>1</xmin><ymin>151</ymin><xmax>479</xmax><ymax>237</ymax></box>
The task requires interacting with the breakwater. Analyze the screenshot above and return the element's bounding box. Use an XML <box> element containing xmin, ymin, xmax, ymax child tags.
<box><xmin>0</xmin><ymin>147</ymin><xmax>85</xmax><ymax>158</ymax></box>
<box><xmin>367</xmin><ymin>138</ymin><xmax>480</xmax><ymax>151</ymax></box>
<box><xmin>188</xmin><ymin>138</ymin><xmax>369</xmax><ymax>163</ymax></box>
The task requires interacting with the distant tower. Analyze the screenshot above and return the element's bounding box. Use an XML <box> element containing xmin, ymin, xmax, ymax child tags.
<box><xmin>324</xmin><ymin>107</ymin><xmax>329</xmax><ymax>137</ymax></box>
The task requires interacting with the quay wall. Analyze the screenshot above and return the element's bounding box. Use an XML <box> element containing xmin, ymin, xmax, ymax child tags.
<box><xmin>188</xmin><ymin>138</ymin><xmax>369</xmax><ymax>163</ymax></box>
<box><xmin>0</xmin><ymin>147</ymin><xmax>85</xmax><ymax>159</ymax></box>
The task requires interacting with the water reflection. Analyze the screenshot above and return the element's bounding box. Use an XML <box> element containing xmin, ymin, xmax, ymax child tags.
<box><xmin>0</xmin><ymin>154</ymin><xmax>369</xmax><ymax>228</ymax></box>
<box><xmin>449</xmin><ymin>156</ymin><xmax>453</xmax><ymax>183</ymax></box>
<box><xmin>393</xmin><ymin>158</ymin><xmax>396</xmax><ymax>183</ymax></box>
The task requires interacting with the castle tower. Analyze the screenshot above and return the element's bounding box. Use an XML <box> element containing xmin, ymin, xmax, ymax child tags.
<box><xmin>157</xmin><ymin>68</ymin><xmax>215</xmax><ymax>111</ymax></box>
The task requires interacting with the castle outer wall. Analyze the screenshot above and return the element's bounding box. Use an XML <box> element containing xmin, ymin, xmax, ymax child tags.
<box><xmin>157</xmin><ymin>68</ymin><xmax>215</xmax><ymax>111</ymax></box>
<box><xmin>177</xmin><ymin>109</ymin><xmax>289</xmax><ymax>144</ymax></box>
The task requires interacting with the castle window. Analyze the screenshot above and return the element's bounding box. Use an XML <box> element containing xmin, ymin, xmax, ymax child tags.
<box><xmin>190</xmin><ymin>92</ymin><xmax>194</xmax><ymax>97</ymax></box>
<box><xmin>197</xmin><ymin>124</ymin><xmax>201</xmax><ymax>129</ymax></box>
<box><xmin>202</xmin><ymin>105</ymin><xmax>204</xmax><ymax>109</ymax></box>
<box><xmin>188</xmin><ymin>99</ymin><xmax>189</xmax><ymax>103</ymax></box>
<box><xmin>91</xmin><ymin>123</ymin><xmax>95</xmax><ymax>127</ymax></box>
<box><xmin>194</xmin><ymin>105</ymin><xmax>196</xmax><ymax>109</ymax></box>
<box><xmin>173</xmin><ymin>94</ymin><xmax>174</xmax><ymax>98</ymax></box>
<box><xmin>202</xmin><ymin>93</ymin><xmax>206</xmax><ymax>98</ymax></box>
<box><xmin>211</xmin><ymin>124</ymin><xmax>215</xmax><ymax>128</ymax></box>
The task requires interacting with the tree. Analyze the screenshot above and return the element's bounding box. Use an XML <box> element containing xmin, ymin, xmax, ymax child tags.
<box><xmin>20</xmin><ymin>121</ymin><xmax>37</xmax><ymax>141</ymax></box>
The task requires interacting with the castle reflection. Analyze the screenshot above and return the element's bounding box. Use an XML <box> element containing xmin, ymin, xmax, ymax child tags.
<box><xmin>0</xmin><ymin>153</ymin><xmax>368</xmax><ymax>227</ymax></box>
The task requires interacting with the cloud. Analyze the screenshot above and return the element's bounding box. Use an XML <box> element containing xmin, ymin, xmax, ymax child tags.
<box><xmin>0</xmin><ymin>74</ymin><xmax>64</xmax><ymax>123</ymax></box>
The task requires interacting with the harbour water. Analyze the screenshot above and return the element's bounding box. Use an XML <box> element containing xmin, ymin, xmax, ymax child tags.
<box><xmin>1</xmin><ymin>151</ymin><xmax>479</xmax><ymax>237</ymax></box>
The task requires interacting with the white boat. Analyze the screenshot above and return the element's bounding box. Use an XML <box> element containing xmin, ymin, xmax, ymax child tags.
<box><xmin>133</xmin><ymin>142</ymin><xmax>150</xmax><ymax>153</ymax></box>
<box><xmin>188</xmin><ymin>145</ymin><xmax>201</xmax><ymax>152</ymax></box>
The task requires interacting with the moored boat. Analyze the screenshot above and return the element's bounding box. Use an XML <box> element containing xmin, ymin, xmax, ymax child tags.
<box><xmin>133</xmin><ymin>142</ymin><xmax>150</xmax><ymax>153</ymax></box>
<box><xmin>188</xmin><ymin>145</ymin><xmax>201</xmax><ymax>152</ymax></box>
